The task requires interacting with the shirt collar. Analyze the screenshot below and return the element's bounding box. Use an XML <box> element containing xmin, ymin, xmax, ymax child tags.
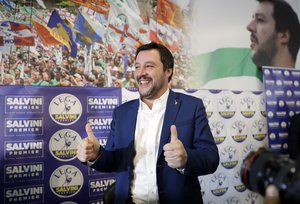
<box><xmin>139</xmin><ymin>89</ymin><xmax>170</xmax><ymax>110</ymax></box>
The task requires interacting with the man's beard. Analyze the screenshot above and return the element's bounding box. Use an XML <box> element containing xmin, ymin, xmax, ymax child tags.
<box><xmin>138</xmin><ymin>75</ymin><xmax>165</xmax><ymax>100</ymax></box>
<box><xmin>252</xmin><ymin>32</ymin><xmax>278</xmax><ymax>69</ymax></box>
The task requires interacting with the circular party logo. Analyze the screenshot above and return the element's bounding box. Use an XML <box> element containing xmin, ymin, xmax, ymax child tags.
<box><xmin>49</xmin><ymin>94</ymin><xmax>82</xmax><ymax>126</ymax></box>
<box><xmin>50</xmin><ymin>165</ymin><xmax>83</xmax><ymax>198</ymax></box>
<box><xmin>49</xmin><ymin>129</ymin><xmax>82</xmax><ymax>161</ymax></box>
<box><xmin>218</xmin><ymin>96</ymin><xmax>236</xmax><ymax>119</ymax></box>
<box><xmin>210</xmin><ymin>172</ymin><xmax>229</xmax><ymax>197</ymax></box>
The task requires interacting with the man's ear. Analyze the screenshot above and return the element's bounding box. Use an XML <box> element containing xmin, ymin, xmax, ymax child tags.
<box><xmin>167</xmin><ymin>68</ymin><xmax>172</xmax><ymax>76</ymax></box>
<box><xmin>278</xmin><ymin>30</ymin><xmax>290</xmax><ymax>44</ymax></box>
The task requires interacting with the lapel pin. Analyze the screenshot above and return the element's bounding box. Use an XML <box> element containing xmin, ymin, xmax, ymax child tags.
<box><xmin>175</xmin><ymin>100</ymin><xmax>178</xmax><ymax>105</ymax></box>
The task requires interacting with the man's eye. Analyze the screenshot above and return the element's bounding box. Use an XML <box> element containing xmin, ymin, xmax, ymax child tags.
<box><xmin>256</xmin><ymin>17</ymin><xmax>264</xmax><ymax>22</ymax></box>
<box><xmin>146</xmin><ymin>65</ymin><xmax>154</xmax><ymax>68</ymax></box>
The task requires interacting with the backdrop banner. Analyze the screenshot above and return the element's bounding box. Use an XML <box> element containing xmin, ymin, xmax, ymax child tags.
<box><xmin>0</xmin><ymin>85</ymin><xmax>121</xmax><ymax>204</ymax></box>
<box><xmin>263</xmin><ymin>67</ymin><xmax>300</xmax><ymax>154</ymax></box>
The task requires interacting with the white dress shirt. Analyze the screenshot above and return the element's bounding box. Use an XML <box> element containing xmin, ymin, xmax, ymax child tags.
<box><xmin>131</xmin><ymin>89</ymin><xmax>169</xmax><ymax>204</ymax></box>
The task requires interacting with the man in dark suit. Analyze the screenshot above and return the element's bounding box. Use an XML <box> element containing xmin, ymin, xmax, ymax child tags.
<box><xmin>77</xmin><ymin>42</ymin><xmax>219</xmax><ymax>204</ymax></box>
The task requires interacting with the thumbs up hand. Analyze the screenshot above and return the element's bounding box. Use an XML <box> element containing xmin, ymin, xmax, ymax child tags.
<box><xmin>77</xmin><ymin>123</ymin><xmax>101</xmax><ymax>162</ymax></box>
<box><xmin>163</xmin><ymin>125</ymin><xmax>187</xmax><ymax>169</ymax></box>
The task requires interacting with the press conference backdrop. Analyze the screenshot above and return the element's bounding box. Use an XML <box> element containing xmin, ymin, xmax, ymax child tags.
<box><xmin>263</xmin><ymin>67</ymin><xmax>300</xmax><ymax>155</ymax></box>
<box><xmin>1</xmin><ymin>86</ymin><xmax>268</xmax><ymax>204</ymax></box>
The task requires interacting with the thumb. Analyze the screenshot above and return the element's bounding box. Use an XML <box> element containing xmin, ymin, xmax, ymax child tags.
<box><xmin>170</xmin><ymin>125</ymin><xmax>178</xmax><ymax>143</ymax></box>
<box><xmin>85</xmin><ymin>123</ymin><xmax>97</xmax><ymax>141</ymax></box>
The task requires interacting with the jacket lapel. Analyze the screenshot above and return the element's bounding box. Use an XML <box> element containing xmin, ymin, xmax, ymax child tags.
<box><xmin>157</xmin><ymin>90</ymin><xmax>180</xmax><ymax>159</ymax></box>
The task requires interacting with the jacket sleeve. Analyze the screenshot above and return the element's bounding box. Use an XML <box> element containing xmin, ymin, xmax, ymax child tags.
<box><xmin>183</xmin><ymin>99</ymin><xmax>219</xmax><ymax>176</ymax></box>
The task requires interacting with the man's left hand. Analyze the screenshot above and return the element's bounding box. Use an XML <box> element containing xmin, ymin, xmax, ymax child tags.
<box><xmin>163</xmin><ymin>125</ymin><xmax>187</xmax><ymax>169</ymax></box>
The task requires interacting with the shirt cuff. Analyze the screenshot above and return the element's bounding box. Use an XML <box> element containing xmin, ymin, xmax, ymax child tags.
<box><xmin>86</xmin><ymin>147</ymin><xmax>102</xmax><ymax>166</ymax></box>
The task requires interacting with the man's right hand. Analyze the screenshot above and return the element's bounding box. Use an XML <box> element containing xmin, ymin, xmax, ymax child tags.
<box><xmin>77</xmin><ymin>123</ymin><xmax>101</xmax><ymax>162</ymax></box>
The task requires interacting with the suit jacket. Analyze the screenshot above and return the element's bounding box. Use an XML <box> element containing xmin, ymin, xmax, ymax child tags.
<box><xmin>91</xmin><ymin>90</ymin><xmax>219</xmax><ymax>204</ymax></box>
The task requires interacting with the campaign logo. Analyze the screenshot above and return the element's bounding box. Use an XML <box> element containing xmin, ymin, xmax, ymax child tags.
<box><xmin>210</xmin><ymin>121</ymin><xmax>227</xmax><ymax>144</ymax></box>
<box><xmin>265</xmin><ymin>79</ymin><xmax>275</xmax><ymax>86</ymax></box>
<box><xmin>5</xmin><ymin>140</ymin><xmax>44</xmax><ymax>160</ymax></box>
<box><xmin>240</xmin><ymin>96</ymin><xmax>256</xmax><ymax>118</ymax></box>
<box><xmin>283</xmin><ymin>80</ymin><xmax>293</xmax><ymax>87</ymax></box>
<box><xmin>291</xmin><ymin>70</ymin><xmax>300</xmax><ymax>77</ymax></box>
<box><xmin>276</xmin><ymin>111</ymin><xmax>287</xmax><ymax>118</ymax></box>
<box><xmin>271</xmin><ymin>69</ymin><xmax>282</xmax><ymax>76</ymax></box>
<box><xmin>4</xmin><ymin>162</ymin><xmax>44</xmax><ymax>183</ymax></box>
<box><xmin>270</xmin><ymin>143</ymin><xmax>282</xmax><ymax>151</ymax></box>
<box><xmin>5</xmin><ymin>96</ymin><xmax>43</xmax><ymax>114</ymax></box>
<box><xmin>87</xmin><ymin>96</ymin><xmax>119</xmax><ymax>113</ymax></box>
<box><xmin>87</xmin><ymin>116</ymin><xmax>112</xmax><ymax>135</ymax></box>
<box><xmin>263</xmin><ymin>68</ymin><xmax>270</xmax><ymax>76</ymax></box>
<box><xmin>244</xmin><ymin>192</ymin><xmax>261</xmax><ymax>204</ymax></box>
<box><xmin>89</xmin><ymin>177</ymin><xmax>115</xmax><ymax>197</ymax></box>
<box><xmin>279</xmin><ymin>132</ymin><xmax>288</xmax><ymax>140</ymax></box>
<box><xmin>232</xmin><ymin>171</ymin><xmax>246</xmax><ymax>192</ymax></box>
<box><xmin>224</xmin><ymin>197</ymin><xmax>241</xmax><ymax>204</ymax></box>
<box><xmin>50</xmin><ymin>165</ymin><xmax>83</xmax><ymax>198</ymax></box>
<box><xmin>220</xmin><ymin>146</ymin><xmax>238</xmax><ymax>169</ymax></box>
<box><xmin>5</xmin><ymin>185</ymin><xmax>44</xmax><ymax>203</ymax></box>
<box><xmin>276</xmin><ymin>79</ymin><xmax>283</xmax><ymax>86</ymax></box>
<box><xmin>49</xmin><ymin>94</ymin><xmax>82</xmax><ymax>126</ymax></box>
<box><xmin>218</xmin><ymin>96</ymin><xmax>236</xmax><ymax>119</ymax></box>
<box><xmin>49</xmin><ymin>129</ymin><xmax>82</xmax><ymax>161</ymax></box>
<box><xmin>269</xmin><ymin>132</ymin><xmax>276</xmax><ymax>141</ymax></box>
<box><xmin>251</xmin><ymin>120</ymin><xmax>267</xmax><ymax>141</ymax></box>
<box><xmin>265</xmin><ymin>90</ymin><xmax>272</xmax><ymax>97</ymax></box>
<box><xmin>231</xmin><ymin>120</ymin><xmax>248</xmax><ymax>143</ymax></box>
<box><xmin>268</xmin><ymin>121</ymin><xmax>279</xmax><ymax>129</ymax></box>
<box><xmin>267</xmin><ymin>111</ymin><xmax>274</xmax><ymax>119</ymax></box>
<box><xmin>286</xmin><ymin>100</ymin><xmax>295</xmax><ymax>108</ymax></box>
<box><xmin>274</xmin><ymin>90</ymin><xmax>285</xmax><ymax>96</ymax></box>
<box><xmin>5</xmin><ymin>118</ymin><xmax>43</xmax><ymax>137</ymax></box>
<box><xmin>210</xmin><ymin>172</ymin><xmax>229</xmax><ymax>196</ymax></box>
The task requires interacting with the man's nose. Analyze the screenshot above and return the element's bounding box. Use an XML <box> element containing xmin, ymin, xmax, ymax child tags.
<box><xmin>246</xmin><ymin>19</ymin><xmax>256</xmax><ymax>32</ymax></box>
<box><xmin>137</xmin><ymin>66</ymin><xmax>147</xmax><ymax>76</ymax></box>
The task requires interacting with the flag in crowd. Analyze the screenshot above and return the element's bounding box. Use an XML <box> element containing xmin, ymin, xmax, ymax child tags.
<box><xmin>74</xmin><ymin>11</ymin><xmax>103</xmax><ymax>43</ymax></box>
<box><xmin>156</xmin><ymin>0</ymin><xmax>185</xmax><ymax>30</ymax></box>
<box><xmin>69</xmin><ymin>0</ymin><xmax>110</xmax><ymax>16</ymax></box>
<box><xmin>0</xmin><ymin>0</ymin><xmax>14</xmax><ymax>10</ymax></box>
<box><xmin>149</xmin><ymin>19</ymin><xmax>180</xmax><ymax>52</ymax></box>
<box><xmin>0</xmin><ymin>0</ymin><xmax>187</xmax><ymax>57</ymax></box>
<box><xmin>47</xmin><ymin>9</ymin><xmax>77</xmax><ymax>58</ymax></box>
<box><xmin>31</xmin><ymin>19</ymin><xmax>63</xmax><ymax>46</ymax></box>
<box><xmin>0</xmin><ymin>21</ymin><xmax>35</xmax><ymax>46</ymax></box>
